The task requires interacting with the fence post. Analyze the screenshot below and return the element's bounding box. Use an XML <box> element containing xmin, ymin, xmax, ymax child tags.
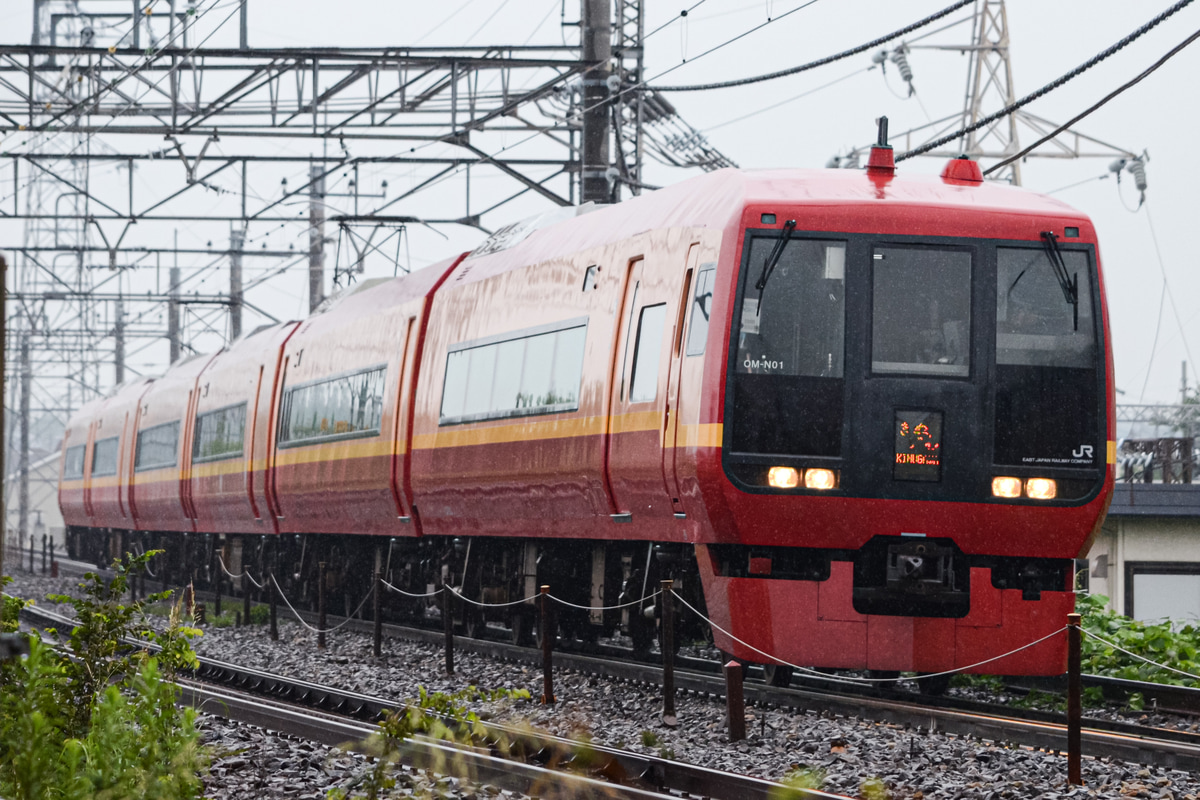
<box><xmin>725</xmin><ymin>660</ymin><xmax>746</xmax><ymax>743</ymax></box>
<box><xmin>29</xmin><ymin>535</ymin><xmax>34</xmax><ymax>572</ymax></box>
<box><xmin>242</xmin><ymin>569</ymin><xmax>251</xmax><ymax>628</ymax></box>
<box><xmin>443</xmin><ymin>583</ymin><xmax>455</xmax><ymax>675</ymax></box>
<box><xmin>1067</xmin><ymin>611</ymin><xmax>1083</xmax><ymax>785</ymax></box>
<box><xmin>661</xmin><ymin>579</ymin><xmax>677</xmax><ymax>726</ymax></box>
<box><xmin>269</xmin><ymin>573</ymin><xmax>279</xmax><ymax>641</ymax></box>
<box><xmin>540</xmin><ymin>585</ymin><xmax>555</xmax><ymax>704</ymax></box>
<box><xmin>214</xmin><ymin>550</ymin><xmax>223</xmax><ymax>618</ymax></box>
<box><xmin>49</xmin><ymin>541</ymin><xmax>57</xmax><ymax>578</ymax></box>
<box><xmin>317</xmin><ymin>561</ymin><xmax>327</xmax><ymax>650</ymax></box>
<box><xmin>373</xmin><ymin>567</ymin><xmax>383</xmax><ymax>658</ymax></box>
<box><xmin>41</xmin><ymin>534</ymin><xmax>47</xmax><ymax>573</ymax></box>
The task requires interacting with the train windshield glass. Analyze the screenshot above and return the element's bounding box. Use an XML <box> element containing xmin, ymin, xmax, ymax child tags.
<box><xmin>736</xmin><ymin>238</ymin><xmax>845</xmax><ymax>379</ymax></box>
<box><xmin>871</xmin><ymin>246</ymin><xmax>971</xmax><ymax>377</ymax></box>
<box><xmin>729</xmin><ymin>235</ymin><xmax>846</xmax><ymax>458</ymax></box>
<box><xmin>994</xmin><ymin>246</ymin><xmax>1100</xmax><ymax>468</ymax></box>
<box><xmin>996</xmin><ymin>247</ymin><xmax>1095</xmax><ymax>368</ymax></box>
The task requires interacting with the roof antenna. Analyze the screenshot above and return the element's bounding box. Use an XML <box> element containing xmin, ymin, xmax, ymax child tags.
<box><xmin>867</xmin><ymin>115</ymin><xmax>895</xmax><ymax>175</ymax></box>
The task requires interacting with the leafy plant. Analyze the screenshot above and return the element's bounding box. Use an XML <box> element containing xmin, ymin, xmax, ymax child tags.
<box><xmin>335</xmin><ymin>684</ymin><xmax>531</xmax><ymax>799</ymax></box>
<box><xmin>2</xmin><ymin>575</ymin><xmax>30</xmax><ymax>633</ymax></box>
<box><xmin>0</xmin><ymin>551</ymin><xmax>206</xmax><ymax>800</ymax></box>
<box><xmin>771</xmin><ymin>766</ymin><xmax>826</xmax><ymax>798</ymax></box>
<box><xmin>861</xmin><ymin>776</ymin><xmax>890</xmax><ymax>800</ymax></box>
<box><xmin>1077</xmin><ymin>592</ymin><xmax>1200</xmax><ymax>687</ymax></box>
<box><xmin>45</xmin><ymin>550</ymin><xmax>200</xmax><ymax>735</ymax></box>
<box><xmin>250</xmin><ymin>603</ymin><xmax>271</xmax><ymax>625</ymax></box>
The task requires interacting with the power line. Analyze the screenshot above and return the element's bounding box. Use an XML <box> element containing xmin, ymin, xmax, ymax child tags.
<box><xmin>898</xmin><ymin>0</ymin><xmax>1196</xmax><ymax>162</ymax></box>
<box><xmin>984</xmin><ymin>26</ymin><xmax>1200</xmax><ymax>176</ymax></box>
<box><xmin>702</xmin><ymin>65</ymin><xmax>873</xmax><ymax>133</ymax></box>
<box><xmin>1139</xmin><ymin>199</ymin><xmax>1200</xmax><ymax>401</ymax></box>
<box><xmin>650</xmin><ymin>0</ymin><xmax>973</xmax><ymax>92</ymax></box>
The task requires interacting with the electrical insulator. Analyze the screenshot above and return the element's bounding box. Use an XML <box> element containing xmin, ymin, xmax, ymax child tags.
<box><xmin>1126</xmin><ymin>158</ymin><xmax>1148</xmax><ymax>193</ymax></box>
<box><xmin>890</xmin><ymin>45</ymin><xmax>915</xmax><ymax>97</ymax></box>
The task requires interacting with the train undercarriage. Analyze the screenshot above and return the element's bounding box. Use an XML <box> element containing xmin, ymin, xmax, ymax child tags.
<box><xmin>63</xmin><ymin>527</ymin><xmax>711</xmax><ymax>658</ymax></box>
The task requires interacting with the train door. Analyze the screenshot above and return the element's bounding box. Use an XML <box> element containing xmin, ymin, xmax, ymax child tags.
<box><xmin>388</xmin><ymin>316</ymin><xmax>417</xmax><ymax>523</ymax></box>
<box><xmin>604</xmin><ymin>255</ymin><xmax>677</xmax><ymax>524</ymax></box>
<box><xmin>847</xmin><ymin>241</ymin><xmax>987</xmax><ymax>502</ymax></box>
<box><xmin>83</xmin><ymin>421</ymin><xmax>96</xmax><ymax>518</ymax></box>
<box><xmin>661</xmin><ymin>245</ymin><xmax>701</xmax><ymax>517</ymax></box>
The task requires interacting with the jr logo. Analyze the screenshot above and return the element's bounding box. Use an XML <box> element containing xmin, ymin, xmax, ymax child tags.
<box><xmin>1072</xmin><ymin>444</ymin><xmax>1094</xmax><ymax>459</ymax></box>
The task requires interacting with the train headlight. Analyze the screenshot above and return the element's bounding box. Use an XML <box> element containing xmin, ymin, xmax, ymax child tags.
<box><xmin>767</xmin><ymin>466</ymin><xmax>800</xmax><ymax>489</ymax></box>
<box><xmin>1025</xmin><ymin>478</ymin><xmax>1057</xmax><ymax>500</ymax></box>
<box><xmin>991</xmin><ymin>476</ymin><xmax>1022</xmax><ymax>498</ymax></box>
<box><xmin>804</xmin><ymin>468</ymin><xmax>837</xmax><ymax>490</ymax></box>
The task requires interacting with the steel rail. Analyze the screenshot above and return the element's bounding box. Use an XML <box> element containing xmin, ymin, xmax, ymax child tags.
<box><xmin>28</xmin><ymin>555</ymin><xmax>1200</xmax><ymax>769</ymax></box>
<box><xmin>14</xmin><ymin>600</ymin><xmax>845</xmax><ymax>800</ymax></box>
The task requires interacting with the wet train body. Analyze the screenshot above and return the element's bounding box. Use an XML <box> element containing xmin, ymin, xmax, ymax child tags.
<box><xmin>58</xmin><ymin>160</ymin><xmax>1114</xmax><ymax>677</ymax></box>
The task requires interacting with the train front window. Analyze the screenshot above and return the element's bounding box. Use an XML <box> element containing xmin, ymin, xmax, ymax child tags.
<box><xmin>996</xmin><ymin>248</ymin><xmax>1095</xmax><ymax>368</ymax></box>
<box><xmin>994</xmin><ymin>246</ymin><xmax>1100</xmax><ymax>469</ymax></box>
<box><xmin>729</xmin><ymin>236</ymin><xmax>846</xmax><ymax>457</ymax></box>
<box><xmin>872</xmin><ymin>246</ymin><xmax>971</xmax><ymax>377</ymax></box>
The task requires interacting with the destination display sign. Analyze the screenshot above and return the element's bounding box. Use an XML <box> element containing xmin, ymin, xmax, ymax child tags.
<box><xmin>894</xmin><ymin>409</ymin><xmax>943</xmax><ymax>482</ymax></box>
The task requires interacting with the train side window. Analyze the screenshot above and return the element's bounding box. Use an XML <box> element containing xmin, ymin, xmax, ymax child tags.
<box><xmin>277</xmin><ymin>366</ymin><xmax>386</xmax><ymax>447</ymax></box>
<box><xmin>135</xmin><ymin>420</ymin><xmax>180</xmax><ymax>471</ymax></box>
<box><xmin>194</xmin><ymin>402</ymin><xmax>247</xmax><ymax>461</ymax></box>
<box><xmin>440</xmin><ymin>319</ymin><xmax>589</xmax><ymax>424</ymax></box>
<box><xmin>686</xmin><ymin>264</ymin><xmax>715</xmax><ymax>356</ymax></box>
<box><xmin>629</xmin><ymin>304</ymin><xmax>668</xmax><ymax>403</ymax></box>
<box><xmin>871</xmin><ymin>246</ymin><xmax>971</xmax><ymax>377</ymax></box>
<box><xmin>91</xmin><ymin>436</ymin><xmax>119</xmax><ymax>477</ymax></box>
<box><xmin>63</xmin><ymin>444</ymin><xmax>86</xmax><ymax>479</ymax></box>
<box><xmin>582</xmin><ymin>265</ymin><xmax>599</xmax><ymax>292</ymax></box>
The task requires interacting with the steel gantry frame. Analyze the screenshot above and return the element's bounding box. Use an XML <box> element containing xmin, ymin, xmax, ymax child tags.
<box><xmin>0</xmin><ymin>0</ymin><xmax>734</xmax><ymax>549</ymax></box>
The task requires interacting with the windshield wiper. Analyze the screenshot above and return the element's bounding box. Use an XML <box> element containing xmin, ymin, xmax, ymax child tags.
<box><xmin>1039</xmin><ymin>231</ymin><xmax>1079</xmax><ymax>331</ymax></box>
<box><xmin>754</xmin><ymin>219</ymin><xmax>797</xmax><ymax>311</ymax></box>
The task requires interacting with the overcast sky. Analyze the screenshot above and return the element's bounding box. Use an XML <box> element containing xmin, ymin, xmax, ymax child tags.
<box><xmin>2</xmin><ymin>0</ymin><xmax>1198</xmax><ymax>406</ymax></box>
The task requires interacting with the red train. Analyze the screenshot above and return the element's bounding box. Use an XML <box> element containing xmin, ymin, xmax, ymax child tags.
<box><xmin>59</xmin><ymin>141</ymin><xmax>1114</xmax><ymax>682</ymax></box>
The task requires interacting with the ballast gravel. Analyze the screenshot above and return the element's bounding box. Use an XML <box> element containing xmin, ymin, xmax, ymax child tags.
<box><xmin>8</xmin><ymin>570</ymin><xmax>1200</xmax><ymax>800</ymax></box>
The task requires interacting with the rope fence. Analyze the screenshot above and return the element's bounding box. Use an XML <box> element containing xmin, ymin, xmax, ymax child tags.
<box><xmin>385</xmin><ymin>582</ymin><xmax>661</xmax><ymax>612</ymax></box>
<box><xmin>269</xmin><ymin>574</ymin><xmax>375</xmax><ymax>635</ymax></box>
<box><xmin>381</xmin><ymin>579</ymin><xmax>443</xmax><ymax>599</ymax></box>
<box><xmin>217</xmin><ymin>554</ymin><xmax>265</xmax><ymax>590</ymax></box>
<box><xmin>669</xmin><ymin>588</ymin><xmax>1069</xmax><ymax>686</ymax></box>
<box><xmin>1081</xmin><ymin>628</ymin><xmax>1200</xmax><ymax>683</ymax></box>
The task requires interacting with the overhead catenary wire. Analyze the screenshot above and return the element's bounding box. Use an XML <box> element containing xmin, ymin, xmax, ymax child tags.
<box><xmin>650</xmin><ymin>0</ymin><xmax>974</xmax><ymax>92</ymax></box>
<box><xmin>983</xmin><ymin>26</ymin><xmax>1200</xmax><ymax>176</ymax></box>
<box><xmin>899</xmin><ymin>0</ymin><xmax>1196</xmax><ymax>162</ymax></box>
<box><xmin>1137</xmin><ymin>199</ymin><xmax>1200</xmax><ymax>399</ymax></box>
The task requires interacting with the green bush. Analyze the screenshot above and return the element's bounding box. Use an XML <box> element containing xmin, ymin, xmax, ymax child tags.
<box><xmin>1078</xmin><ymin>592</ymin><xmax>1200</xmax><ymax>686</ymax></box>
<box><xmin>0</xmin><ymin>552</ymin><xmax>207</xmax><ymax>800</ymax></box>
<box><xmin>333</xmin><ymin>684</ymin><xmax>531</xmax><ymax>800</ymax></box>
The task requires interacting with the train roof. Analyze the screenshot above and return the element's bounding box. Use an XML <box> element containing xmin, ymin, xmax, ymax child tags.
<box><xmin>451</xmin><ymin>165</ymin><xmax>1092</xmax><ymax>288</ymax></box>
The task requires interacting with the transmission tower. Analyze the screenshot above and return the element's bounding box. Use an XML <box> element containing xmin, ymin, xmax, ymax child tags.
<box><xmin>834</xmin><ymin>0</ymin><xmax>1142</xmax><ymax>186</ymax></box>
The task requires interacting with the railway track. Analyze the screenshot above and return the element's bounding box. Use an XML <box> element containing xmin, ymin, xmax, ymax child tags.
<box><xmin>14</xmin><ymin>600</ymin><xmax>847</xmax><ymax>800</ymax></box>
<box><xmin>17</xmin><ymin>555</ymin><xmax>1200</xmax><ymax>771</ymax></box>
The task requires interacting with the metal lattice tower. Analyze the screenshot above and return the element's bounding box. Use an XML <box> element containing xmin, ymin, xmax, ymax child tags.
<box><xmin>958</xmin><ymin>0</ymin><xmax>1023</xmax><ymax>183</ymax></box>
<box><xmin>837</xmin><ymin>0</ymin><xmax>1140</xmax><ymax>185</ymax></box>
